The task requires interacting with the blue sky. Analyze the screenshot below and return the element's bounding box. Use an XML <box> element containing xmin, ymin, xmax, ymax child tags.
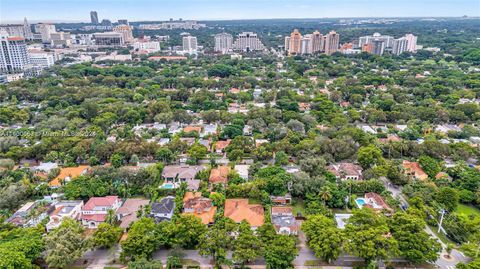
<box><xmin>1</xmin><ymin>0</ymin><xmax>479</xmax><ymax>23</ymax></box>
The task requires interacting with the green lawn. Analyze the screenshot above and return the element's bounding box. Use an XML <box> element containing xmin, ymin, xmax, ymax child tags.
<box><xmin>456</xmin><ymin>204</ymin><xmax>480</xmax><ymax>217</ymax></box>
<box><xmin>291</xmin><ymin>199</ymin><xmax>305</xmax><ymax>216</ymax></box>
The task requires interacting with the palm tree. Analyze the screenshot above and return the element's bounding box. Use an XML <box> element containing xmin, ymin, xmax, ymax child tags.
<box><xmin>319</xmin><ymin>186</ymin><xmax>332</xmax><ymax>207</ymax></box>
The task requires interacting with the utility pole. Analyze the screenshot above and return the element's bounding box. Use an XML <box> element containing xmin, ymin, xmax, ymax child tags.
<box><xmin>438</xmin><ymin>209</ymin><xmax>446</xmax><ymax>233</ymax></box>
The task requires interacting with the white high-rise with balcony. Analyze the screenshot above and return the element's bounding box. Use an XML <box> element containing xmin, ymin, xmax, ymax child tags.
<box><xmin>183</xmin><ymin>36</ymin><xmax>198</xmax><ymax>55</ymax></box>
<box><xmin>214</xmin><ymin>33</ymin><xmax>233</xmax><ymax>54</ymax></box>
<box><xmin>0</xmin><ymin>33</ymin><xmax>30</xmax><ymax>73</ymax></box>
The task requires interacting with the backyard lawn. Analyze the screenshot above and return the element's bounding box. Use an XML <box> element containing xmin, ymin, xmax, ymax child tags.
<box><xmin>456</xmin><ymin>204</ymin><xmax>480</xmax><ymax>217</ymax></box>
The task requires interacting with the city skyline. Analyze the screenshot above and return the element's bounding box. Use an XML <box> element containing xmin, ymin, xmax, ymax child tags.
<box><xmin>1</xmin><ymin>0</ymin><xmax>479</xmax><ymax>23</ymax></box>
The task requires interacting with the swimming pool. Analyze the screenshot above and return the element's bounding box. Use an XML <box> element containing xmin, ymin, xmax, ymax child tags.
<box><xmin>160</xmin><ymin>183</ymin><xmax>175</xmax><ymax>189</ymax></box>
<box><xmin>355</xmin><ymin>198</ymin><xmax>367</xmax><ymax>208</ymax></box>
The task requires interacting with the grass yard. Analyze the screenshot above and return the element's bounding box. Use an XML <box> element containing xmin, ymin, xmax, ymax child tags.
<box><xmin>456</xmin><ymin>204</ymin><xmax>480</xmax><ymax>217</ymax></box>
<box><xmin>181</xmin><ymin>259</ymin><xmax>200</xmax><ymax>266</ymax></box>
<box><xmin>291</xmin><ymin>198</ymin><xmax>306</xmax><ymax>216</ymax></box>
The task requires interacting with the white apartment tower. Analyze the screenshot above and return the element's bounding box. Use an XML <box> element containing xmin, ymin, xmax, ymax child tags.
<box><xmin>183</xmin><ymin>36</ymin><xmax>198</xmax><ymax>54</ymax></box>
<box><xmin>311</xmin><ymin>31</ymin><xmax>324</xmax><ymax>53</ymax></box>
<box><xmin>34</xmin><ymin>23</ymin><xmax>56</xmax><ymax>43</ymax></box>
<box><xmin>405</xmin><ymin>34</ymin><xmax>417</xmax><ymax>52</ymax></box>
<box><xmin>392</xmin><ymin>37</ymin><xmax>409</xmax><ymax>55</ymax></box>
<box><xmin>214</xmin><ymin>33</ymin><xmax>233</xmax><ymax>54</ymax></box>
<box><xmin>233</xmin><ymin>32</ymin><xmax>265</xmax><ymax>52</ymax></box>
<box><xmin>0</xmin><ymin>33</ymin><xmax>30</xmax><ymax>73</ymax></box>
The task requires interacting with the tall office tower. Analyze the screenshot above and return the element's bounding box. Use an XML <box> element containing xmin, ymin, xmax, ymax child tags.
<box><xmin>284</xmin><ymin>36</ymin><xmax>291</xmax><ymax>51</ymax></box>
<box><xmin>359</xmin><ymin>32</ymin><xmax>394</xmax><ymax>48</ymax></box>
<box><xmin>214</xmin><ymin>33</ymin><xmax>233</xmax><ymax>54</ymax></box>
<box><xmin>113</xmin><ymin>24</ymin><xmax>134</xmax><ymax>43</ymax></box>
<box><xmin>371</xmin><ymin>39</ymin><xmax>385</xmax><ymax>55</ymax></box>
<box><xmin>392</xmin><ymin>37</ymin><xmax>409</xmax><ymax>55</ymax></box>
<box><xmin>118</xmin><ymin>19</ymin><xmax>129</xmax><ymax>25</ymax></box>
<box><xmin>90</xmin><ymin>11</ymin><xmax>99</xmax><ymax>24</ymax></box>
<box><xmin>301</xmin><ymin>34</ymin><xmax>313</xmax><ymax>54</ymax></box>
<box><xmin>324</xmin><ymin>30</ymin><xmax>340</xmax><ymax>55</ymax></box>
<box><xmin>101</xmin><ymin>19</ymin><xmax>112</xmax><ymax>26</ymax></box>
<box><xmin>288</xmin><ymin>29</ymin><xmax>302</xmax><ymax>55</ymax></box>
<box><xmin>0</xmin><ymin>18</ymin><xmax>33</xmax><ymax>40</ymax></box>
<box><xmin>311</xmin><ymin>30</ymin><xmax>324</xmax><ymax>53</ymax></box>
<box><xmin>232</xmin><ymin>32</ymin><xmax>265</xmax><ymax>52</ymax></box>
<box><xmin>34</xmin><ymin>23</ymin><xmax>56</xmax><ymax>43</ymax></box>
<box><xmin>405</xmin><ymin>33</ymin><xmax>417</xmax><ymax>52</ymax></box>
<box><xmin>182</xmin><ymin>36</ymin><xmax>198</xmax><ymax>54</ymax></box>
<box><xmin>0</xmin><ymin>33</ymin><xmax>30</xmax><ymax>73</ymax></box>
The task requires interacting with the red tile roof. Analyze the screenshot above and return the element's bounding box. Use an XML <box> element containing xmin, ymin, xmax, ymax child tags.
<box><xmin>83</xmin><ymin>196</ymin><xmax>120</xmax><ymax>211</ymax></box>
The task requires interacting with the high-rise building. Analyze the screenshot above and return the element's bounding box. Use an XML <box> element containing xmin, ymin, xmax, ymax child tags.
<box><xmin>311</xmin><ymin>30</ymin><xmax>324</xmax><ymax>53</ymax></box>
<box><xmin>405</xmin><ymin>34</ymin><xmax>417</xmax><ymax>52</ymax></box>
<box><xmin>370</xmin><ymin>39</ymin><xmax>385</xmax><ymax>55</ymax></box>
<box><xmin>288</xmin><ymin>29</ymin><xmax>302</xmax><ymax>55</ymax></box>
<box><xmin>34</xmin><ymin>23</ymin><xmax>56</xmax><ymax>43</ymax></box>
<box><xmin>113</xmin><ymin>24</ymin><xmax>134</xmax><ymax>43</ymax></box>
<box><xmin>182</xmin><ymin>36</ymin><xmax>198</xmax><ymax>54</ymax></box>
<box><xmin>392</xmin><ymin>37</ymin><xmax>409</xmax><ymax>55</ymax></box>
<box><xmin>301</xmin><ymin>34</ymin><xmax>313</xmax><ymax>55</ymax></box>
<box><xmin>214</xmin><ymin>33</ymin><xmax>233</xmax><ymax>54</ymax></box>
<box><xmin>90</xmin><ymin>11</ymin><xmax>99</xmax><ymax>24</ymax></box>
<box><xmin>232</xmin><ymin>32</ymin><xmax>265</xmax><ymax>52</ymax></box>
<box><xmin>359</xmin><ymin>33</ymin><xmax>394</xmax><ymax>48</ymax></box>
<box><xmin>49</xmin><ymin>32</ymin><xmax>72</xmax><ymax>47</ymax></box>
<box><xmin>284</xmin><ymin>36</ymin><xmax>291</xmax><ymax>51</ymax></box>
<box><xmin>0</xmin><ymin>33</ymin><xmax>30</xmax><ymax>73</ymax></box>
<box><xmin>118</xmin><ymin>19</ymin><xmax>129</xmax><ymax>25</ymax></box>
<box><xmin>101</xmin><ymin>19</ymin><xmax>112</xmax><ymax>26</ymax></box>
<box><xmin>0</xmin><ymin>18</ymin><xmax>33</xmax><ymax>40</ymax></box>
<box><xmin>28</xmin><ymin>50</ymin><xmax>56</xmax><ymax>68</ymax></box>
<box><xmin>324</xmin><ymin>30</ymin><xmax>340</xmax><ymax>55</ymax></box>
<box><xmin>133</xmin><ymin>39</ymin><xmax>161</xmax><ymax>53</ymax></box>
<box><xmin>93</xmin><ymin>32</ymin><xmax>125</xmax><ymax>46</ymax></box>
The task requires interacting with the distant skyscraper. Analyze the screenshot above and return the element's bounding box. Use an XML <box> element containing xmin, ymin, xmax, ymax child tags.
<box><xmin>284</xmin><ymin>36</ymin><xmax>291</xmax><ymax>51</ymax></box>
<box><xmin>301</xmin><ymin>34</ymin><xmax>313</xmax><ymax>55</ymax></box>
<box><xmin>118</xmin><ymin>19</ymin><xmax>129</xmax><ymax>25</ymax></box>
<box><xmin>232</xmin><ymin>32</ymin><xmax>265</xmax><ymax>52</ymax></box>
<box><xmin>405</xmin><ymin>34</ymin><xmax>417</xmax><ymax>52</ymax></box>
<box><xmin>90</xmin><ymin>11</ymin><xmax>99</xmax><ymax>24</ymax></box>
<box><xmin>182</xmin><ymin>36</ymin><xmax>198</xmax><ymax>54</ymax></box>
<box><xmin>34</xmin><ymin>23</ymin><xmax>56</xmax><ymax>43</ymax></box>
<box><xmin>214</xmin><ymin>33</ymin><xmax>233</xmax><ymax>54</ymax></box>
<box><xmin>101</xmin><ymin>19</ymin><xmax>112</xmax><ymax>26</ymax></box>
<box><xmin>324</xmin><ymin>30</ymin><xmax>340</xmax><ymax>55</ymax></box>
<box><xmin>359</xmin><ymin>32</ymin><xmax>394</xmax><ymax>48</ymax></box>
<box><xmin>371</xmin><ymin>39</ymin><xmax>385</xmax><ymax>55</ymax></box>
<box><xmin>392</xmin><ymin>37</ymin><xmax>409</xmax><ymax>55</ymax></box>
<box><xmin>113</xmin><ymin>24</ymin><xmax>134</xmax><ymax>43</ymax></box>
<box><xmin>0</xmin><ymin>33</ymin><xmax>30</xmax><ymax>73</ymax></box>
<box><xmin>288</xmin><ymin>29</ymin><xmax>302</xmax><ymax>55</ymax></box>
<box><xmin>311</xmin><ymin>30</ymin><xmax>324</xmax><ymax>53</ymax></box>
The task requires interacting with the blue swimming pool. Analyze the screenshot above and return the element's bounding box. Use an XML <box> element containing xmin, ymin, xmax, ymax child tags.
<box><xmin>160</xmin><ymin>183</ymin><xmax>175</xmax><ymax>189</ymax></box>
<box><xmin>355</xmin><ymin>198</ymin><xmax>367</xmax><ymax>208</ymax></box>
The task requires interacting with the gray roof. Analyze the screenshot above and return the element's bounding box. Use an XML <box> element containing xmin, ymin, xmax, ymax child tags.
<box><xmin>150</xmin><ymin>196</ymin><xmax>175</xmax><ymax>215</ymax></box>
<box><xmin>271</xmin><ymin>214</ymin><xmax>297</xmax><ymax>228</ymax></box>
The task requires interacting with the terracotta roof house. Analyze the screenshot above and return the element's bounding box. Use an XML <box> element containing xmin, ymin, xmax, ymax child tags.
<box><xmin>183</xmin><ymin>192</ymin><xmax>217</xmax><ymax>225</ymax></box>
<box><xmin>215</xmin><ymin>140</ymin><xmax>231</xmax><ymax>154</ymax></box>
<box><xmin>46</xmin><ymin>200</ymin><xmax>84</xmax><ymax>231</ymax></box>
<box><xmin>209</xmin><ymin>166</ymin><xmax>230</xmax><ymax>185</ymax></box>
<box><xmin>356</xmin><ymin>192</ymin><xmax>393</xmax><ymax>213</ymax></box>
<box><xmin>270</xmin><ymin>194</ymin><xmax>292</xmax><ymax>205</ymax></box>
<box><xmin>271</xmin><ymin>206</ymin><xmax>299</xmax><ymax>235</ymax></box>
<box><xmin>327</xmin><ymin>163</ymin><xmax>363</xmax><ymax>181</ymax></box>
<box><xmin>150</xmin><ymin>196</ymin><xmax>175</xmax><ymax>223</ymax></box>
<box><xmin>116</xmin><ymin>198</ymin><xmax>149</xmax><ymax>229</ymax></box>
<box><xmin>184</xmin><ymin>126</ymin><xmax>203</xmax><ymax>134</ymax></box>
<box><xmin>224</xmin><ymin>199</ymin><xmax>264</xmax><ymax>229</ymax></box>
<box><xmin>402</xmin><ymin>160</ymin><xmax>428</xmax><ymax>181</ymax></box>
<box><xmin>49</xmin><ymin>165</ymin><xmax>91</xmax><ymax>188</ymax></box>
<box><xmin>81</xmin><ymin>196</ymin><xmax>122</xmax><ymax>229</ymax></box>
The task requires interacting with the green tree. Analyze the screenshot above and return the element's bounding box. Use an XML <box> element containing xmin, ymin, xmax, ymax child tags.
<box><xmin>232</xmin><ymin>221</ymin><xmax>263</xmax><ymax>266</ymax></box>
<box><xmin>357</xmin><ymin>145</ymin><xmax>384</xmax><ymax>169</ymax></box>
<box><xmin>264</xmin><ymin>235</ymin><xmax>298</xmax><ymax>269</ymax></box>
<box><xmin>127</xmin><ymin>258</ymin><xmax>163</xmax><ymax>269</ymax></box>
<box><xmin>302</xmin><ymin>214</ymin><xmax>344</xmax><ymax>263</ymax></box>
<box><xmin>436</xmin><ymin>187</ymin><xmax>459</xmax><ymax>212</ymax></box>
<box><xmin>121</xmin><ymin>218</ymin><xmax>159</xmax><ymax>262</ymax></box>
<box><xmin>174</xmin><ymin>214</ymin><xmax>207</xmax><ymax>249</ymax></box>
<box><xmin>45</xmin><ymin>218</ymin><xmax>88</xmax><ymax>268</ymax></box>
<box><xmin>418</xmin><ymin>155</ymin><xmax>441</xmax><ymax>178</ymax></box>
<box><xmin>110</xmin><ymin>153</ymin><xmax>124</xmax><ymax>168</ymax></box>
<box><xmin>198</xmin><ymin>218</ymin><xmax>235</xmax><ymax>268</ymax></box>
<box><xmin>92</xmin><ymin>223</ymin><xmax>123</xmax><ymax>249</ymax></box>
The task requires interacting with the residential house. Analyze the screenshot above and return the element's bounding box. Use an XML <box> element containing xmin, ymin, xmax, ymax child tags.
<box><xmin>327</xmin><ymin>163</ymin><xmax>363</xmax><ymax>181</ymax></box>
<box><xmin>215</xmin><ymin>140</ymin><xmax>231</xmax><ymax>154</ymax></box>
<box><xmin>150</xmin><ymin>196</ymin><xmax>175</xmax><ymax>223</ymax></box>
<box><xmin>202</xmin><ymin>124</ymin><xmax>217</xmax><ymax>137</ymax></box>
<box><xmin>243</xmin><ymin>125</ymin><xmax>252</xmax><ymax>136</ymax></box>
<box><xmin>32</xmin><ymin>162</ymin><xmax>58</xmax><ymax>173</ymax></box>
<box><xmin>270</xmin><ymin>194</ymin><xmax>292</xmax><ymax>205</ymax></box>
<box><xmin>402</xmin><ymin>160</ymin><xmax>428</xmax><ymax>181</ymax></box>
<box><xmin>180</xmin><ymin>137</ymin><xmax>196</xmax><ymax>146</ymax></box>
<box><xmin>234</xmin><ymin>164</ymin><xmax>250</xmax><ymax>181</ymax></box>
<box><xmin>356</xmin><ymin>192</ymin><xmax>393</xmax><ymax>213</ymax></box>
<box><xmin>209</xmin><ymin>166</ymin><xmax>230</xmax><ymax>185</ymax></box>
<box><xmin>334</xmin><ymin>213</ymin><xmax>352</xmax><ymax>229</ymax></box>
<box><xmin>161</xmin><ymin>165</ymin><xmax>205</xmax><ymax>189</ymax></box>
<box><xmin>183</xmin><ymin>192</ymin><xmax>217</xmax><ymax>225</ymax></box>
<box><xmin>6</xmin><ymin>201</ymin><xmax>51</xmax><ymax>227</ymax></box>
<box><xmin>46</xmin><ymin>200</ymin><xmax>84</xmax><ymax>231</ymax></box>
<box><xmin>271</xmin><ymin>206</ymin><xmax>299</xmax><ymax>235</ymax></box>
<box><xmin>183</xmin><ymin>125</ymin><xmax>203</xmax><ymax>134</ymax></box>
<box><xmin>224</xmin><ymin>199</ymin><xmax>264</xmax><ymax>229</ymax></box>
<box><xmin>116</xmin><ymin>198</ymin><xmax>149</xmax><ymax>229</ymax></box>
<box><xmin>49</xmin><ymin>165</ymin><xmax>91</xmax><ymax>188</ymax></box>
<box><xmin>81</xmin><ymin>196</ymin><xmax>122</xmax><ymax>229</ymax></box>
